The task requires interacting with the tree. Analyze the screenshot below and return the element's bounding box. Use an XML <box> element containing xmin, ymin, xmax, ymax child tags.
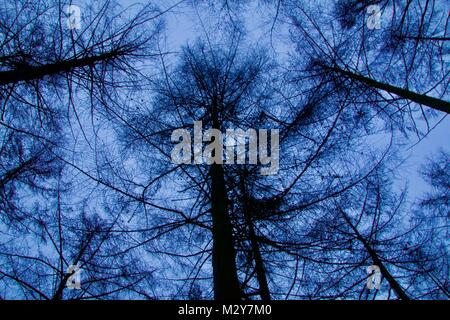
<box><xmin>0</xmin><ymin>0</ymin><xmax>164</xmax><ymax>300</ymax></box>
<box><xmin>0</xmin><ymin>173</ymin><xmax>156</xmax><ymax>299</ymax></box>
<box><xmin>284</xmin><ymin>0</ymin><xmax>449</xmax><ymax>137</ymax></box>
<box><xmin>126</xmin><ymin>36</ymin><xmax>272</xmax><ymax>300</ymax></box>
<box><xmin>0</xmin><ymin>0</ymin><xmax>448</xmax><ymax>301</ymax></box>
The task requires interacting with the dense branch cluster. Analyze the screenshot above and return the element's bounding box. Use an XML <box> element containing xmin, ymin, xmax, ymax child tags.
<box><xmin>0</xmin><ymin>0</ymin><xmax>448</xmax><ymax>300</ymax></box>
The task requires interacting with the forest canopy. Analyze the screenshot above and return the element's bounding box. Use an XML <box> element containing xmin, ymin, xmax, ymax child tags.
<box><xmin>0</xmin><ymin>0</ymin><xmax>448</xmax><ymax>300</ymax></box>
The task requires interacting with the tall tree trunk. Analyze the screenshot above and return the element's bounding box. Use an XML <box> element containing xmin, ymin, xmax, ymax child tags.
<box><xmin>340</xmin><ymin>210</ymin><xmax>411</xmax><ymax>300</ymax></box>
<box><xmin>209</xmin><ymin>101</ymin><xmax>241</xmax><ymax>301</ymax></box>
<box><xmin>0</xmin><ymin>50</ymin><xmax>124</xmax><ymax>85</ymax></box>
<box><xmin>327</xmin><ymin>65</ymin><xmax>450</xmax><ymax>114</ymax></box>
<box><xmin>240</xmin><ymin>173</ymin><xmax>271</xmax><ymax>301</ymax></box>
<box><xmin>210</xmin><ymin>164</ymin><xmax>241</xmax><ymax>300</ymax></box>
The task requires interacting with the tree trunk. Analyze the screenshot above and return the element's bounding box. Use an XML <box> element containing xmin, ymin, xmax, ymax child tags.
<box><xmin>210</xmin><ymin>164</ymin><xmax>241</xmax><ymax>300</ymax></box>
<box><xmin>365</xmin><ymin>244</ymin><xmax>411</xmax><ymax>300</ymax></box>
<box><xmin>0</xmin><ymin>51</ymin><xmax>123</xmax><ymax>85</ymax></box>
<box><xmin>240</xmin><ymin>173</ymin><xmax>271</xmax><ymax>301</ymax></box>
<box><xmin>340</xmin><ymin>210</ymin><xmax>411</xmax><ymax>300</ymax></box>
<box><xmin>209</xmin><ymin>101</ymin><xmax>241</xmax><ymax>301</ymax></box>
<box><xmin>327</xmin><ymin>66</ymin><xmax>450</xmax><ymax>114</ymax></box>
